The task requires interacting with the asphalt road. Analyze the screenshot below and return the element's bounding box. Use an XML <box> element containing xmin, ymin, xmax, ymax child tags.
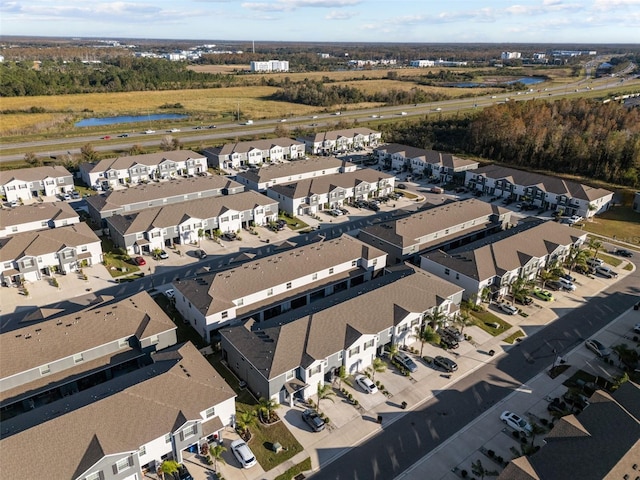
<box><xmin>310</xmin><ymin>258</ymin><xmax>639</xmax><ymax>480</ymax></box>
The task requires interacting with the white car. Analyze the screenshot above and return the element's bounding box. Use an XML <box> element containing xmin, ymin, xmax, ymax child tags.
<box><xmin>164</xmin><ymin>289</ymin><xmax>175</xmax><ymax>300</ymax></box>
<box><xmin>279</xmin><ymin>119</ymin><xmax>287</xmax><ymax>122</ymax></box>
<box><xmin>230</xmin><ymin>439</ymin><xmax>257</xmax><ymax>468</ymax></box>
<box><xmin>144</xmin><ymin>129</ymin><xmax>156</xmax><ymax>134</ymax></box>
<box><xmin>499</xmin><ymin>303</ymin><xmax>518</xmax><ymax>315</ymax></box>
<box><xmin>558</xmin><ymin>278</ymin><xmax>576</xmax><ymax>291</ymax></box>
<box><xmin>168</xmin><ymin>128</ymin><xmax>180</xmax><ymax>133</ymax></box>
<box><xmin>355</xmin><ymin>374</ymin><xmax>378</xmax><ymax>394</ymax></box>
<box><xmin>500</xmin><ymin>411</ymin><xmax>532</xmax><ymax>435</ymax></box>
<box><xmin>566</xmin><ymin>215</ymin><xmax>582</xmax><ymax>225</ymax></box>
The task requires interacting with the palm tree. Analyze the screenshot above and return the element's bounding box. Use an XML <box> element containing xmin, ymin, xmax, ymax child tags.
<box><xmin>453</xmin><ymin>310</ymin><xmax>475</xmax><ymax>335</ymax></box>
<box><xmin>197</xmin><ymin>228</ymin><xmax>205</xmax><ymax>247</ymax></box>
<box><xmin>426</xmin><ymin>306</ymin><xmax>447</xmax><ymax>330</ymax></box>
<box><xmin>235</xmin><ymin>410</ymin><xmax>258</xmax><ymax>438</ymax></box>
<box><xmin>368</xmin><ymin>357</ymin><xmax>386</xmax><ymax>381</ymax></box>
<box><xmin>546</xmin><ymin>259</ymin><xmax>564</xmax><ymax>279</ymax></box>
<box><xmin>209</xmin><ymin>444</ymin><xmax>227</xmax><ymax>472</ymax></box>
<box><xmin>257</xmin><ymin>397</ymin><xmax>279</xmax><ymax>423</ymax></box>
<box><xmin>510</xmin><ymin>277</ymin><xmax>533</xmax><ymax>304</ymax></box>
<box><xmin>159</xmin><ymin>460</ymin><xmax>180</xmax><ymax>480</ymax></box>
<box><xmin>537</xmin><ymin>268</ymin><xmax>555</xmax><ymax>289</ymax></box>
<box><xmin>414</xmin><ymin>324</ymin><xmax>440</xmax><ymax>356</ymax></box>
<box><xmin>336</xmin><ymin>365</ymin><xmax>352</xmax><ymax>388</ymax></box>
<box><xmin>587</xmin><ymin>237</ymin><xmax>603</xmax><ymax>260</ymax></box>
<box><xmin>565</xmin><ymin>245</ymin><xmax>588</xmax><ymax>272</ymax></box>
<box><xmin>386</xmin><ymin>343</ymin><xmax>399</xmax><ymax>362</ymax></box>
<box><xmin>152</xmin><ymin>247</ymin><xmax>163</xmax><ymax>259</ymax></box>
<box><xmin>316</xmin><ymin>381</ymin><xmax>336</xmax><ymax>413</ymax></box>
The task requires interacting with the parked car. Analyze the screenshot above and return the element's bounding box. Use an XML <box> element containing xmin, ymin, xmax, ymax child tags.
<box><xmin>586</xmin><ymin>257</ymin><xmax>604</xmax><ymax>268</ymax></box>
<box><xmin>395</xmin><ymin>351</ymin><xmax>418</xmax><ymax>373</ymax></box>
<box><xmin>397</xmin><ymin>183</ymin><xmax>407</xmax><ymax>189</ymax></box>
<box><xmin>196</xmin><ymin>249</ymin><xmax>207</xmax><ymax>259</ymax></box>
<box><xmin>614</xmin><ymin>248</ymin><xmax>633</xmax><ymax>257</ymax></box>
<box><xmin>230</xmin><ymin>439</ymin><xmax>257</xmax><ymax>468</ymax></box>
<box><xmin>302</xmin><ymin>408</ymin><xmax>326</xmax><ymax>432</ymax></box>
<box><xmin>558</xmin><ymin>278</ymin><xmax>576</xmax><ymax>291</ymax></box>
<box><xmin>177</xmin><ymin>464</ymin><xmax>193</xmax><ymax>480</ymax></box>
<box><xmin>546</xmin><ymin>280</ymin><xmax>564</xmax><ymax>291</ymax></box>
<box><xmin>157</xmin><ymin>250</ymin><xmax>169</xmax><ymax>260</ymax></box>
<box><xmin>223</xmin><ymin>232</ymin><xmax>237</xmax><ymax>241</ymax></box>
<box><xmin>355</xmin><ymin>374</ymin><xmax>378</xmax><ymax>394</ymax></box>
<box><xmin>499</xmin><ymin>303</ymin><xmax>518</xmax><ymax>315</ymax></box>
<box><xmin>433</xmin><ymin>355</ymin><xmax>458</xmax><ymax>373</ymax></box>
<box><xmin>439</xmin><ymin>332</ymin><xmax>459</xmax><ymax>349</ymax></box>
<box><xmin>634</xmin><ymin>323</ymin><xmax>640</xmax><ymax>334</ymax></box>
<box><xmin>442</xmin><ymin>326</ymin><xmax>464</xmax><ymax>342</ymax></box>
<box><xmin>595</xmin><ymin>266</ymin><xmax>618</xmax><ymax>278</ymax></box>
<box><xmin>62</xmin><ymin>193</ymin><xmax>72</xmax><ymax>201</ymax></box>
<box><xmin>566</xmin><ymin>215</ymin><xmax>582</xmax><ymax>225</ymax></box>
<box><xmin>560</xmin><ymin>272</ymin><xmax>576</xmax><ymax>282</ymax></box>
<box><xmin>533</xmin><ymin>288</ymin><xmax>554</xmax><ymax>302</ymax></box>
<box><xmin>134</xmin><ymin>256</ymin><xmax>146</xmax><ymax>266</ymax></box>
<box><xmin>500</xmin><ymin>411</ymin><xmax>532</xmax><ymax>435</ymax></box>
<box><xmin>366</xmin><ymin>202</ymin><xmax>380</xmax><ymax>212</ymax></box>
<box><xmin>585</xmin><ymin>339</ymin><xmax>611</xmax><ymax>358</ymax></box>
<box><xmin>164</xmin><ymin>289</ymin><xmax>175</xmax><ymax>299</ymax></box>
<box><xmin>515</xmin><ymin>295</ymin><xmax>533</xmax><ymax>306</ymax></box>
<box><xmin>71</xmin><ymin>191</ymin><xmax>81</xmax><ymax>199</ymax></box>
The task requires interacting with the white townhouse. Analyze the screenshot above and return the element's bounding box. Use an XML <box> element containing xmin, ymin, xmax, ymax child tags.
<box><xmin>0</xmin><ymin>202</ymin><xmax>79</xmax><ymax>238</ymax></box>
<box><xmin>0</xmin><ymin>165</ymin><xmax>74</xmax><ymax>203</ymax></box>
<box><xmin>0</xmin><ymin>222</ymin><xmax>103</xmax><ymax>286</ymax></box>
<box><xmin>359</xmin><ymin>199</ymin><xmax>511</xmax><ymax>265</ymax></box>
<box><xmin>234</xmin><ymin>156</ymin><xmax>357</xmax><ymax>192</ymax></box>
<box><xmin>85</xmin><ymin>175</ymin><xmax>244</xmax><ymax>224</ymax></box>
<box><xmin>420</xmin><ymin>219</ymin><xmax>588</xmax><ymax>303</ymax></box>
<box><xmin>203</xmin><ymin>137</ymin><xmax>306</xmax><ymax>170</ymax></box>
<box><xmin>79</xmin><ymin>150</ymin><xmax>208</xmax><ymax>190</ymax></box>
<box><xmin>173</xmin><ymin>235</ymin><xmax>387</xmax><ymax>342</ymax></box>
<box><xmin>0</xmin><ymin>293</ymin><xmax>236</xmax><ymax>480</ymax></box>
<box><xmin>374</xmin><ymin>144</ymin><xmax>479</xmax><ymax>181</ymax></box>
<box><xmin>267</xmin><ymin>168</ymin><xmax>395</xmax><ymax>216</ymax></box>
<box><xmin>106</xmin><ymin>191</ymin><xmax>279</xmax><ymax>255</ymax></box>
<box><xmin>250</xmin><ymin>60</ymin><xmax>289</xmax><ymax>72</ymax></box>
<box><xmin>219</xmin><ymin>266</ymin><xmax>463</xmax><ymax>405</ymax></box>
<box><xmin>465</xmin><ymin>165</ymin><xmax>614</xmax><ymax>218</ymax></box>
<box><xmin>297</xmin><ymin>128</ymin><xmax>382</xmax><ymax>155</ymax></box>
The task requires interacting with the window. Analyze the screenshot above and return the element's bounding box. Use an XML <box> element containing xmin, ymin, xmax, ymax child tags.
<box><xmin>286</xmin><ymin>282</ymin><xmax>292</xmax><ymax>289</ymax></box>
<box><xmin>114</xmin><ymin>457</ymin><xmax>131</xmax><ymax>474</ymax></box>
<box><xmin>23</xmin><ymin>258</ymin><xmax>34</xmax><ymax>267</ymax></box>
<box><xmin>12</xmin><ymin>227</ymin><xmax>18</xmax><ymax>232</ymax></box>
<box><xmin>329</xmin><ymin>268</ymin><xmax>334</xmax><ymax>274</ymax></box>
<box><xmin>237</xmin><ymin>298</ymin><xmax>244</xmax><ymax>306</ymax></box>
<box><xmin>364</xmin><ymin>339</ymin><xmax>375</xmax><ymax>349</ymax></box>
<box><xmin>348</xmin><ymin>346</ymin><xmax>360</xmax><ymax>357</ymax></box>
<box><xmin>85</xmin><ymin>472</ymin><xmax>102</xmax><ymax>480</ymax></box>
<box><xmin>312</xmin><ymin>273</ymin><xmax>318</xmax><ymax>280</ymax></box>
<box><xmin>351</xmin><ymin>260</ymin><xmax>357</xmax><ymax>267</ymax></box>
<box><xmin>221</xmin><ymin>311</ymin><xmax>228</xmax><ymax>319</ymax></box>
<box><xmin>308</xmin><ymin>364</ymin><xmax>322</xmax><ymax>376</ymax></box>
<box><xmin>138</xmin><ymin>446</ymin><xmax>146</xmax><ymax>456</ymax></box>
<box><xmin>73</xmin><ymin>353</ymin><xmax>84</xmax><ymax>364</ymax></box>
<box><xmin>81</xmin><ymin>246</ymin><xmax>87</xmax><ymax>252</ymax></box>
<box><xmin>338</xmin><ymin>351</ymin><xmax>343</xmax><ymax>360</ymax></box>
<box><xmin>444</xmin><ymin>268</ymin><xmax>450</xmax><ymax>275</ymax></box>
<box><xmin>411</xmin><ymin>319</ymin><xmax>419</xmax><ymax>327</ymax></box>
<box><xmin>164</xmin><ymin>433</ymin><xmax>172</xmax><ymax>444</ymax></box>
<box><xmin>41</xmin><ymin>221</ymin><xmax>48</xmax><ymax>227</ymax></box>
<box><xmin>205</xmin><ymin>407</ymin><xmax>215</xmax><ymax>418</ymax></box>
<box><xmin>231</xmin><ymin>215</ymin><xmax>239</xmax><ymax>220</ymax></box>
<box><xmin>286</xmin><ymin>370</ymin><xmax>294</xmax><ymax>380</ymax></box>
<box><xmin>40</xmin><ymin>365</ymin><xmax>51</xmax><ymax>376</ymax></box>
<box><xmin>150</xmin><ymin>335</ymin><xmax>159</xmax><ymax>345</ymax></box>
<box><xmin>267</xmin><ymin>288</ymin><xmax>273</xmax><ymax>296</ymax></box>
<box><xmin>118</xmin><ymin>338</ymin><xmax>129</xmax><ymax>348</ymax></box>
<box><xmin>373</xmin><ymin>259</ymin><xmax>377</xmax><ymax>266</ymax></box>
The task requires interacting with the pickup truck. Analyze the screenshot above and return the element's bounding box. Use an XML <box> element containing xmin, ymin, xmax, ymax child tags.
<box><xmin>243</xmin><ymin>120</ymin><xmax>254</xmax><ymax>125</ymax></box>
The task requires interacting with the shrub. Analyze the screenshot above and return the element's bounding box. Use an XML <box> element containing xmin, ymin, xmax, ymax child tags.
<box><xmin>379</xmin><ymin>384</ymin><xmax>385</xmax><ymax>390</ymax></box>
<box><xmin>324</xmin><ymin>417</ymin><xmax>330</xmax><ymax>424</ymax></box>
<box><xmin>496</xmin><ymin>455</ymin><xmax>504</xmax><ymax>464</ymax></box>
<box><xmin>540</xmin><ymin>418</ymin><xmax>548</xmax><ymax>426</ymax></box>
<box><xmin>461</xmin><ymin>470</ymin><xmax>468</xmax><ymax>478</ymax></box>
<box><xmin>487</xmin><ymin>450</ymin><xmax>495</xmax><ymax>458</ymax></box>
<box><xmin>512</xmin><ymin>431</ymin><xmax>520</xmax><ymax>439</ymax></box>
<box><xmin>375</xmin><ymin>380</ymin><xmax>380</xmax><ymax>387</ymax></box>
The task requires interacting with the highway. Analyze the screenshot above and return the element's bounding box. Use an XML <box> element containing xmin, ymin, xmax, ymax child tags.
<box><xmin>1</xmin><ymin>71</ymin><xmax>637</xmax><ymax>164</ymax></box>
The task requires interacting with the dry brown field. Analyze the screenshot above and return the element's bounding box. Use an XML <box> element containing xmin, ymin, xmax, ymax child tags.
<box><xmin>188</xmin><ymin>64</ymin><xmax>251</xmax><ymax>74</ymax></box>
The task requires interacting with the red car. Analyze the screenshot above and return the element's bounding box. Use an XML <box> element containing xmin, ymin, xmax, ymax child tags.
<box><xmin>134</xmin><ymin>256</ymin><xmax>146</xmax><ymax>266</ymax></box>
<box><xmin>102</xmin><ymin>135</ymin><xmax>111</xmax><ymax>140</ymax></box>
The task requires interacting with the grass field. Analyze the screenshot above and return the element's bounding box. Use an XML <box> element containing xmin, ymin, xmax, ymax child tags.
<box><xmin>580</xmin><ymin>206</ymin><xmax>640</xmax><ymax>247</ymax></box>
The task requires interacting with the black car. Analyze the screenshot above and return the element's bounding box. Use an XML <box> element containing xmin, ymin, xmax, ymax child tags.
<box><xmin>177</xmin><ymin>465</ymin><xmax>193</xmax><ymax>480</ymax></box>
<box><xmin>222</xmin><ymin>232</ymin><xmax>237</xmax><ymax>241</ymax></box>
<box><xmin>546</xmin><ymin>281</ymin><xmax>563</xmax><ymax>291</ymax></box>
<box><xmin>614</xmin><ymin>249</ymin><xmax>633</xmax><ymax>257</ymax></box>
<box><xmin>397</xmin><ymin>184</ymin><xmax>407</xmax><ymax>189</ymax></box>
<box><xmin>439</xmin><ymin>332</ymin><xmax>459</xmax><ymax>349</ymax></box>
<box><xmin>433</xmin><ymin>355</ymin><xmax>458</xmax><ymax>373</ymax></box>
<box><xmin>515</xmin><ymin>295</ymin><xmax>533</xmax><ymax>306</ymax></box>
<box><xmin>302</xmin><ymin>408</ymin><xmax>326</xmax><ymax>432</ymax></box>
<box><xmin>367</xmin><ymin>202</ymin><xmax>380</xmax><ymax>212</ymax></box>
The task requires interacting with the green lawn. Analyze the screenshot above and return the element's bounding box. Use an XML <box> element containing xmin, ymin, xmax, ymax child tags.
<box><xmin>580</xmin><ymin>206</ymin><xmax>640</xmax><ymax>247</ymax></box>
<box><xmin>469</xmin><ymin>309</ymin><xmax>513</xmax><ymax>336</ymax></box>
<box><xmin>274</xmin><ymin>457</ymin><xmax>313</xmax><ymax>480</ymax></box>
<box><xmin>503</xmin><ymin>330</ymin><xmax>525</xmax><ymax>344</ymax></box>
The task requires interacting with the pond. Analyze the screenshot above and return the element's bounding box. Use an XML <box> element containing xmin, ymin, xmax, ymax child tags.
<box><xmin>75</xmin><ymin>113</ymin><xmax>188</xmax><ymax>127</ymax></box>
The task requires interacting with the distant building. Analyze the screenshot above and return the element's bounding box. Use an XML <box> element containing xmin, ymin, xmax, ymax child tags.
<box><xmin>296</xmin><ymin>128</ymin><xmax>382</xmax><ymax>155</ymax></box>
<box><xmin>250</xmin><ymin>60</ymin><xmax>289</xmax><ymax>72</ymax></box>
<box><xmin>501</xmin><ymin>52</ymin><xmax>521</xmax><ymax>60</ymax></box>
<box><xmin>410</xmin><ymin>60</ymin><xmax>435</xmax><ymax>67</ymax></box>
<box><xmin>0</xmin><ymin>166</ymin><xmax>74</xmax><ymax>203</ymax></box>
<box><xmin>203</xmin><ymin>138</ymin><xmax>306</xmax><ymax>170</ymax></box>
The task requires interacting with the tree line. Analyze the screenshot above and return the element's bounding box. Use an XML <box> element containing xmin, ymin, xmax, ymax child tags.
<box><xmin>380</xmin><ymin>98</ymin><xmax>640</xmax><ymax>188</ymax></box>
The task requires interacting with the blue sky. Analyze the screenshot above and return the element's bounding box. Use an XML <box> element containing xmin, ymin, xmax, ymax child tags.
<box><xmin>1</xmin><ymin>0</ymin><xmax>639</xmax><ymax>43</ymax></box>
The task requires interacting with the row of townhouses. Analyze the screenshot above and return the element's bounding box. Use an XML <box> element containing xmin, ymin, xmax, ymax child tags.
<box><xmin>79</xmin><ymin>150</ymin><xmax>209</xmax><ymax>190</ymax></box>
<box><xmin>267</xmin><ymin>168</ymin><xmax>395</xmax><ymax>216</ymax></box>
<box><xmin>0</xmin><ymin>165</ymin><xmax>74</xmax><ymax>202</ymax></box>
<box><xmin>203</xmin><ymin>137</ymin><xmax>306</xmax><ymax>170</ymax></box>
<box><xmin>0</xmin><ymin>222</ymin><xmax>102</xmax><ymax>287</ymax></box>
<box><xmin>106</xmin><ymin>191</ymin><xmax>279</xmax><ymax>255</ymax></box>
<box><xmin>0</xmin><ymin>292</ymin><xmax>236</xmax><ymax>480</ymax></box>
<box><xmin>374</xmin><ymin>143</ymin><xmax>480</xmax><ymax>182</ymax></box>
<box><xmin>465</xmin><ymin>165</ymin><xmax>613</xmax><ymax>218</ymax></box>
<box><xmin>296</xmin><ymin>128</ymin><xmax>382</xmax><ymax>155</ymax></box>
<box><xmin>0</xmin><ymin>202</ymin><xmax>79</xmax><ymax>238</ymax></box>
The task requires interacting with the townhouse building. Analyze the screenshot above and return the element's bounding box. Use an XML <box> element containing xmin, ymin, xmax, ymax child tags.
<box><xmin>0</xmin><ymin>222</ymin><xmax>103</xmax><ymax>286</ymax></box>
<box><xmin>79</xmin><ymin>150</ymin><xmax>208</xmax><ymax>190</ymax></box>
<box><xmin>0</xmin><ymin>292</ymin><xmax>236</xmax><ymax>480</ymax></box>
<box><xmin>267</xmin><ymin>168</ymin><xmax>395</xmax><ymax>216</ymax></box>
<box><xmin>358</xmin><ymin>199</ymin><xmax>511</xmax><ymax>265</ymax></box>
<box><xmin>85</xmin><ymin>175</ymin><xmax>244</xmax><ymax>225</ymax></box>
<box><xmin>0</xmin><ymin>165</ymin><xmax>74</xmax><ymax>203</ymax></box>
<box><xmin>0</xmin><ymin>202</ymin><xmax>79</xmax><ymax>238</ymax></box>
<box><xmin>297</xmin><ymin>128</ymin><xmax>382</xmax><ymax>155</ymax></box>
<box><xmin>465</xmin><ymin>165</ymin><xmax>613</xmax><ymax>218</ymax></box>
<box><xmin>374</xmin><ymin>143</ymin><xmax>479</xmax><ymax>182</ymax></box>
<box><xmin>250</xmin><ymin>60</ymin><xmax>289</xmax><ymax>72</ymax></box>
<box><xmin>172</xmin><ymin>235</ymin><xmax>387</xmax><ymax>342</ymax></box>
<box><xmin>106</xmin><ymin>191</ymin><xmax>279</xmax><ymax>255</ymax></box>
<box><xmin>234</xmin><ymin>156</ymin><xmax>357</xmax><ymax>192</ymax></box>
<box><xmin>420</xmin><ymin>219</ymin><xmax>587</xmax><ymax>303</ymax></box>
<box><xmin>219</xmin><ymin>266</ymin><xmax>463</xmax><ymax>405</ymax></box>
<box><xmin>203</xmin><ymin>137</ymin><xmax>306</xmax><ymax>170</ymax></box>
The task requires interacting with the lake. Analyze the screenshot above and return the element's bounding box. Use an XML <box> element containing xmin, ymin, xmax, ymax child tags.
<box><xmin>75</xmin><ymin>113</ymin><xmax>188</xmax><ymax>127</ymax></box>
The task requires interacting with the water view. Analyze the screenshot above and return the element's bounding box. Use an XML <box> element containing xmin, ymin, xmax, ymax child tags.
<box><xmin>75</xmin><ymin>113</ymin><xmax>188</xmax><ymax>127</ymax></box>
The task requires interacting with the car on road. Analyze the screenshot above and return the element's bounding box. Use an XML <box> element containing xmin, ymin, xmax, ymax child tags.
<box><xmin>118</xmin><ymin>133</ymin><xmax>129</xmax><ymax>138</ymax></box>
<box><xmin>196</xmin><ymin>249</ymin><xmax>207</xmax><ymax>259</ymax></box>
<box><xmin>302</xmin><ymin>408</ymin><xmax>326</xmax><ymax>432</ymax></box>
<box><xmin>355</xmin><ymin>374</ymin><xmax>378</xmax><ymax>394</ymax></box>
<box><xmin>433</xmin><ymin>355</ymin><xmax>458</xmax><ymax>373</ymax></box>
<box><xmin>134</xmin><ymin>256</ymin><xmax>146</xmax><ymax>266</ymax></box>
<box><xmin>499</xmin><ymin>303</ymin><xmax>518</xmax><ymax>315</ymax></box>
<box><xmin>395</xmin><ymin>351</ymin><xmax>418</xmax><ymax>373</ymax></box>
<box><xmin>585</xmin><ymin>339</ymin><xmax>611</xmax><ymax>358</ymax></box>
<box><xmin>230</xmin><ymin>439</ymin><xmax>257</xmax><ymax>468</ymax></box>
<box><xmin>533</xmin><ymin>287</ymin><xmax>554</xmax><ymax>302</ymax></box>
<box><xmin>397</xmin><ymin>183</ymin><xmax>407</xmax><ymax>189</ymax></box>
<box><xmin>500</xmin><ymin>411</ymin><xmax>532</xmax><ymax>435</ymax></box>
<box><xmin>144</xmin><ymin>129</ymin><xmax>156</xmax><ymax>134</ymax></box>
<box><xmin>207</xmin><ymin>125</ymin><xmax>217</xmax><ymax>129</ymax></box>
<box><xmin>101</xmin><ymin>135</ymin><xmax>111</xmax><ymax>140</ymax></box>
<box><xmin>279</xmin><ymin>118</ymin><xmax>287</xmax><ymax>122</ymax></box>
<box><xmin>614</xmin><ymin>248</ymin><xmax>633</xmax><ymax>257</ymax></box>
<box><xmin>435</xmin><ymin>107</ymin><xmax>442</xmax><ymax>111</ymax></box>
<box><xmin>168</xmin><ymin>128</ymin><xmax>181</xmax><ymax>133</ymax></box>
<box><xmin>156</xmin><ymin>250</ymin><xmax>169</xmax><ymax>260</ymax></box>
<box><xmin>595</xmin><ymin>265</ymin><xmax>618</xmax><ymax>278</ymax></box>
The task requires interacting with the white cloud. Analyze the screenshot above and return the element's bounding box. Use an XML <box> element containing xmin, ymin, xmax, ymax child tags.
<box><xmin>325</xmin><ymin>9</ymin><xmax>355</xmax><ymax>19</ymax></box>
<box><xmin>242</xmin><ymin>0</ymin><xmax>359</xmax><ymax>13</ymax></box>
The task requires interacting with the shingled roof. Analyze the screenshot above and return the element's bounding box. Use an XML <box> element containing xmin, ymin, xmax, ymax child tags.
<box><xmin>0</xmin><ymin>202</ymin><xmax>78</xmax><ymax>229</ymax></box>
<box><xmin>236</xmin><ymin>156</ymin><xmax>350</xmax><ymax>184</ymax></box>
<box><xmin>81</xmin><ymin>150</ymin><xmax>205</xmax><ymax>174</ymax></box>
<box><xmin>0</xmin><ymin>165</ymin><xmax>72</xmax><ymax>184</ymax></box>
